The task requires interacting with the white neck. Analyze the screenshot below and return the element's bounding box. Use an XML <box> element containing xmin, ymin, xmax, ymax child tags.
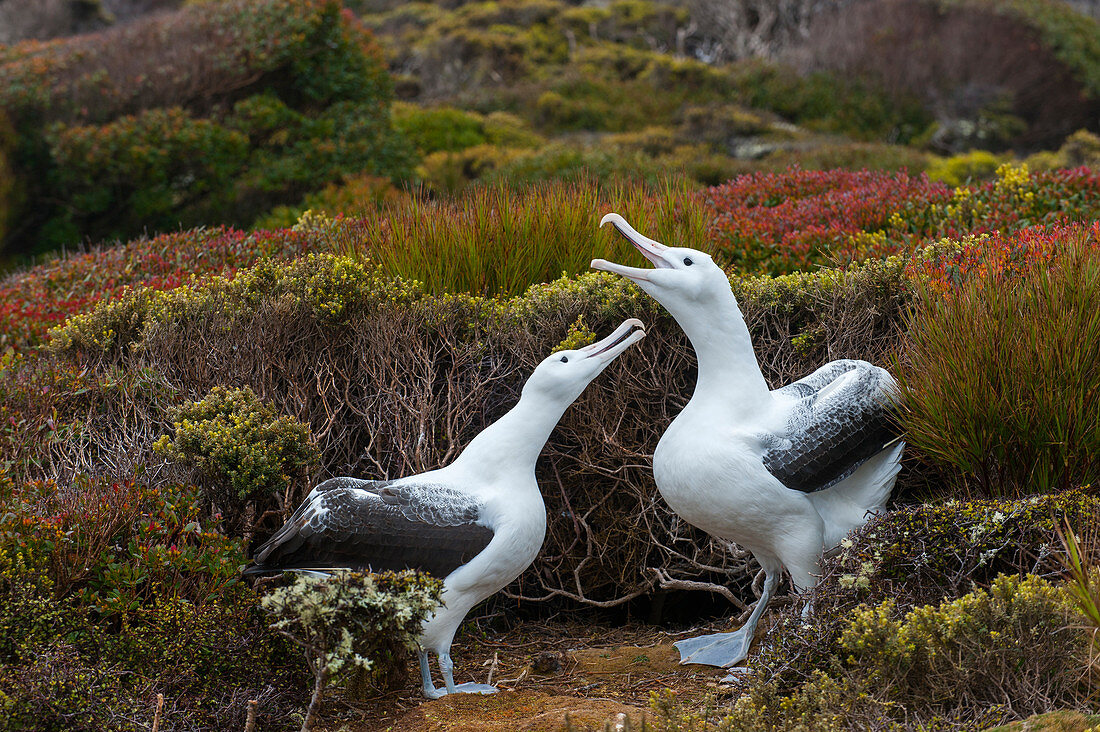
<box><xmin>671</xmin><ymin>290</ymin><xmax>772</xmax><ymax>416</ymax></box>
<box><xmin>450</xmin><ymin>389</ymin><xmax>570</xmax><ymax>479</ymax></box>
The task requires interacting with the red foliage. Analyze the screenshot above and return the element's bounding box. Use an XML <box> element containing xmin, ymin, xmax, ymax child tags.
<box><xmin>706</xmin><ymin>165</ymin><xmax>1100</xmax><ymax>274</ymax></box>
<box><xmin>909</xmin><ymin>220</ymin><xmax>1100</xmax><ymax>292</ymax></box>
<box><xmin>0</xmin><ymin>226</ymin><xmax>314</xmax><ymax>352</ymax></box>
<box><xmin>707</xmin><ymin>168</ymin><xmax>952</xmax><ymax>273</ymax></box>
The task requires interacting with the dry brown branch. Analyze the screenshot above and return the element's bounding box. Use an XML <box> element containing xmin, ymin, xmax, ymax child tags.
<box><xmin>46</xmin><ymin>262</ymin><xmax>910</xmax><ymax>610</ymax></box>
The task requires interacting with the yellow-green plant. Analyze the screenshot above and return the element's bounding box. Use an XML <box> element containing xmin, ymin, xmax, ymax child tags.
<box><xmin>154</xmin><ymin>385</ymin><xmax>319</xmax><ymax>506</ymax></box>
<box><xmin>711</xmin><ymin>574</ymin><xmax>1084</xmax><ymax>731</ymax></box>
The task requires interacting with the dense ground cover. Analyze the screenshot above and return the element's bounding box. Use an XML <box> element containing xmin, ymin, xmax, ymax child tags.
<box><xmin>3</xmin><ymin>166</ymin><xmax>1100</xmax><ymax>728</ymax></box>
<box><xmin>3</xmin><ymin>0</ymin><xmax>1100</xmax><ymax>728</ymax></box>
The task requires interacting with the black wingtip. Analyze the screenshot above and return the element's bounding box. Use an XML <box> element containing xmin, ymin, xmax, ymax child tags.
<box><xmin>241</xmin><ymin>563</ymin><xmax>278</xmax><ymax>578</ymax></box>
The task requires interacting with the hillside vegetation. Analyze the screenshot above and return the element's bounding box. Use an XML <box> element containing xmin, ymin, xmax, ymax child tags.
<box><xmin>2</xmin><ymin>0</ymin><xmax>1100</xmax><ymax>729</ymax></box>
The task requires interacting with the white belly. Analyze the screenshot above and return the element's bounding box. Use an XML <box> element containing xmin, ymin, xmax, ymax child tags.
<box><xmin>653</xmin><ymin>415</ymin><xmax>817</xmax><ymax>558</ymax></box>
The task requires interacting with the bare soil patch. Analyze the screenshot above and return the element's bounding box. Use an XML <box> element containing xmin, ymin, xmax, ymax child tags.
<box><xmin>328</xmin><ymin>618</ymin><xmax>737</xmax><ymax>731</ymax></box>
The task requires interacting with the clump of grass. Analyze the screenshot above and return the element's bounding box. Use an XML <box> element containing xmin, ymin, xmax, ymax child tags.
<box><xmin>346</xmin><ymin>177</ymin><xmax>710</xmax><ymax>296</ymax></box>
<box><xmin>898</xmin><ymin>232</ymin><xmax>1100</xmax><ymax>497</ymax></box>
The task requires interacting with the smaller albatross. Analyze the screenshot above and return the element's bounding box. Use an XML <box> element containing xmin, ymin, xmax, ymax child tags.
<box><xmin>243</xmin><ymin>319</ymin><xmax>646</xmax><ymax>698</ymax></box>
<box><xmin>591</xmin><ymin>214</ymin><xmax>903</xmax><ymax>674</ymax></box>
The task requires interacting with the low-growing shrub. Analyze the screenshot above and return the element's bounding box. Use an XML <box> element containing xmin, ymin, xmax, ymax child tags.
<box><xmin>0</xmin><ymin>475</ymin><xmax>303</xmax><ymax>730</ymax></box>
<box><xmin>899</xmin><ymin>230</ymin><xmax>1100</xmax><ymax>496</ymax></box>
<box><xmin>719</xmin><ymin>574</ymin><xmax>1085</xmax><ymax>731</ymax></box>
<box><xmin>262</xmin><ymin>569</ymin><xmax>442</xmax><ymax>728</ymax></box>
<box><xmin>1</xmin><ymin>0</ymin><xmax>414</xmax><ymax>255</ymax></box>
<box><xmin>47</xmin><ymin>249</ymin><xmax>911</xmax><ymax>608</ymax></box>
<box><xmin>925</xmin><ymin>149</ymin><xmax>1009</xmax><ymax>186</ymax></box>
<box><xmin>154</xmin><ymin>385</ymin><xmax>321</xmax><ymax>519</ymax></box>
<box><xmin>717</xmin><ymin>488</ymin><xmax>1100</xmax><ymax>731</ymax></box>
<box><xmin>392</xmin><ymin>102</ymin><xmax>488</xmax><ymax>154</ymax></box>
<box><xmin>253</xmin><ymin>174</ymin><xmax>406</xmax><ymax>230</ymax></box>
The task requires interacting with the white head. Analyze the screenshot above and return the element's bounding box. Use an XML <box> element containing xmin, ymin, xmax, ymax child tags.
<box><xmin>590</xmin><ymin>213</ymin><xmax>733</xmax><ymax>320</ymax></box>
<box><xmin>522</xmin><ymin>318</ymin><xmax>646</xmax><ymax>405</ymax></box>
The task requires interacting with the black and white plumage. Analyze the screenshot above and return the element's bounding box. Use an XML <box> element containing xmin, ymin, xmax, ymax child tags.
<box><xmin>244</xmin><ymin>319</ymin><xmax>646</xmax><ymax>698</ymax></box>
<box><xmin>592</xmin><ymin>214</ymin><xmax>903</xmax><ymax>675</ymax></box>
<box><xmin>250</xmin><ymin>477</ymin><xmax>493</xmax><ymax>578</ymax></box>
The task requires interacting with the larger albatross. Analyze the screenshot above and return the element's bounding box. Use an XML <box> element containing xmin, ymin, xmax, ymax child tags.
<box><xmin>244</xmin><ymin>319</ymin><xmax>646</xmax><ymax>697</ymax></box>
<box><xmin>592</xmin><ymin>214</ymin><xmax>903</xmax><ymax>671</ymax></box>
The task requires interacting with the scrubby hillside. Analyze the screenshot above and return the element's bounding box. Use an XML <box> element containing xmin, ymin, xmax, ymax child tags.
<box><xmin>4</xmin><ymin>169</ymin><xmax>1100</xmax><ymax>728</ymax></box>
<box><xmin>3</xmin><ymin>0</ymin><xmax>1100</xmax><ymax>729</ymax></box>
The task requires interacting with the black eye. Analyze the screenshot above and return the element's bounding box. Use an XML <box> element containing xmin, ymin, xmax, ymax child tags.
<box><xmin>560</xmin><ymin>356</ymin><xmax>569</xmax><ymax>363</ymax></box>
<box><xmin>683</xmin><ymin>257</ymin><xmax>694</xmax><ymax>266</ymax></box>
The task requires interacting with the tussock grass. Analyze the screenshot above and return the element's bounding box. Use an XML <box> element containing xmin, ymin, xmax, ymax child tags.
<box><xmin>898</xmin><ymin>234</ymin><xmax>1100</xmax><ymax>497</ymax></box>
<box><xmin>346</xmin><ymin>178</ymin><xmax>710</xmax><ymax>296</ymax></box>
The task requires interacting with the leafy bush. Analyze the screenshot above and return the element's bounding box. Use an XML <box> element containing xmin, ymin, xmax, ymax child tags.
<box><xmin>717</xmin><ymin>574</ymin><xmax>1085</xmax><ymax>731</ymax></box>
<box><xmin>707</xmin><ymin>165</ymin><xmax>1100</xmax><ymax>274</ymax></box>
<box><xmin>727</xmin><ymin>59</ymin><xmax>933</xmax><ymax>144</ymax></box>
<box><xmin>708</xmin><ymin>168</ymin><xmax>951</xmax><ymax>274</ymax></box>
<box><xmin>0</xmin><ymin>475</ymin><xmax>302</xmax><ymax>730</ymax></box>
<box><xmin>262</xmin><ymin>570</ymin><xmax>442</xmax><ymax>728</ymax></box>
<box><xmin>46</xmin><ymin>249</ymin><xmax>910</xmax><ymax>608</ymax></box>
<box><xmin>45</xmin><ymin>107</ymin><xmax>250</xmax><ymax>245</ymax></box>
<box><xmin>154</xmin><ymin>385</ymin><xmax>320</xmax><ymax>512</ymax></box>
<box><xmin>253</xmin><ymin>174</ymin><xmax>406</xmax><ymax>230</ymax></box>
<box><xmin>899</xmin><ymin>229</ymin><xmax>1100</xmax><ymax>496</ymax></box>
<box><xmin>926</xmin><ymin>149</ymin><xmax>1010</xmax><ymax>186</ymax></box>
<box><xmin>392</xmin><ymin>102</ymin><xmax>489</xmax><ymax>154</ymax></box>
<box><xmin>0</xmin><ymin>0</ymin><xmax>413</xmax><ymax>255</ymax></box>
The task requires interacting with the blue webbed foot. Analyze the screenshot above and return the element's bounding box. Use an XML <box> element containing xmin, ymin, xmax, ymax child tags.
<box><xmin>674</xmin><ymin>630</ymin><xmax>752</xmax><ymax>668</ymax></box>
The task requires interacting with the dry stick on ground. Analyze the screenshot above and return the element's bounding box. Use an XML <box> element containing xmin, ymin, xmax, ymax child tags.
<box><xmin>150</xmin><ymin>693</ymin><xmax>164</xmax><ymax>732</ymax></box>
<box><xmin>243</xmin><ymin>700</ymin><xmax>258</xmax><ymax>732</ymax></box>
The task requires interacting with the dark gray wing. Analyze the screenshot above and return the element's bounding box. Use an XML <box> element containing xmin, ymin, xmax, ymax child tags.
<box><xmin>761</xmin><ymin>361</ymin><xmax>901</xmax><ymax>493</ymax></box>
<box><xmin>244</xmin><ymin>480</ymin><xmax>493</xmax><ymax>578</ymax></box>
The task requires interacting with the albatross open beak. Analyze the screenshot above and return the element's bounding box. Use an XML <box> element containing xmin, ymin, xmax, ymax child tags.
<box><xmin>581</xmin><ymin>317</ymin><xmax>646</xmax><ymax>361</ymax></box>
<box><xmin>591</xmin><ymin>213</ymin><xmax>671</xmax><ymax>283</ymax></box>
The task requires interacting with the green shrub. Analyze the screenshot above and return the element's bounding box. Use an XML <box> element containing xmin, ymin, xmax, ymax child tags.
<box><xmin>418</xmin><ymin>144</ymin><xmax>527</xmax><ymax>194</ymax></box>
<box><xmin>253</xmin><ymin>174</ymin><xmax>405</xmax><ymax>230</ymax></box>
<box><xmin>1026</xmin><ymin>129</ymin><xmax>1100</xmax><ymax>172</ymax></box>
<box><xmin>262</xmin><ymin>570</ymin><xmax>443</xmax><ymax>728</ymax></box>
<box><xmin>729</xmin><ymin>59</ymin><xmax>932</xmax><ymax>143</ymax></box>
<box><xmin>45</xmin><ymin>108</ymin><xmax>250</xmax><ymax>245</ymax></box>
<box><xmin>0</xmin><ymin>476</ymin><xmax>303</xmax><ymax>730</ymax></box>
<box><xmin>392</xmin><ymin>102</ymin><xmax>488</xmax><ymax>154</ymax></box>
<box><xmin>154</xmin><ymin>385</ymin><xmax>320</xmax><ymax>509</ymax></box>
<box><xmin>717</xmin><ymin>574</ymin><xmax>1084</xmax><ymax>731</ymax></box>
<box><xmin>899</xmin><ymin>234</ymin><xmax>1100</xmax><ymax>496</ymax></box>
<box><xmin>1</xmin><ymin>0</ymin><xmax>413</xmax><ymax>256</ymax></box>
<box><xmin>482</xmin><ymin>111</ymin><xmax>545</xmax><ymax>148</ymax></box>
<box><xmin>758</xmin><ymin>142</ymin><xmax>933</xmax><ymax>173</ymax></box>
<box><xmin>926</xmin><ymin>149</ymin><xmax>1010</xmax><ymax>186</ymax></box>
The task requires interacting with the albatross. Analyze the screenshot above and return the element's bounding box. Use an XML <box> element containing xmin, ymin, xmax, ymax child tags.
<box><xmin>591</xmin><ymin>214</ymin><xmax>903</xmax><ymax>672</ymax></box>
<box><xmin>243</xmin><ymin>319</ymin><xmax>646</xmax><ymax>698</ymax></box>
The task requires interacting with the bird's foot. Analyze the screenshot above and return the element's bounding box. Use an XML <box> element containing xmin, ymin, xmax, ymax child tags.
<box><xmin>674</xmin><ymin>630</ymin><xmax>751</xmax><ymax>668</ymax></box>
<box><xmin>719</xmin><ymin>666</ymin><xmax>755</xmax><ymax>684</ymax></box>
<box><xmin>424</xmin><ymin>682</ymin><xmax>498</xmax><ymax>698</ymax></box>
<box><xmin>422</xmin><ymin>685</ymin><xmax>448</xmax><ymax>700</ymax></box>
<box><xmin>451</xmin><ymin>683</ymin><xmax>499</xmax><ymax>695</ymax></box>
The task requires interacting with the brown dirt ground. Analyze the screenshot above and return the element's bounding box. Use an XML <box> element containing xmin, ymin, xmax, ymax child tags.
<box><xmin>320</xmin><ymin>617</ymin><xmax>742</xmax><ymax>732</ymax></box>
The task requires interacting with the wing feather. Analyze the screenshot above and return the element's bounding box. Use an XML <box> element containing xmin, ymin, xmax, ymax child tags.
<box><xmin>244</xmin><ymin>479</ymin><xmax>493</xmax><ymax>578</ymax></box>
<box><xmin>762</xmin><ymin>360</ymin><xmax>901</xmax><ymax>493</ymax></box>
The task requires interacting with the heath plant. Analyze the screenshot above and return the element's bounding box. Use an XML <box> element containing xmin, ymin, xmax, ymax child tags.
<box><xmin>154</xmin><ymin>385</ymin><xmax>320</xmax><ymax>525</ymax></box>
<box><xmin>261</xmin><ymin>570</ymin><xmax>443</xmax><ymax>731</ymax></box>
